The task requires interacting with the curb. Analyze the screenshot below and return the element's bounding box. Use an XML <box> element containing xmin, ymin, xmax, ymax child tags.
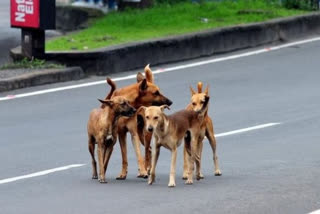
<box><xmin>0</xmin><ymin>67</ymin><xmax>84</xmax><ymax>92</ymax></box>
<box><xmin>10</xmin><ymin>13</ymin><xmax>320</xmax><ymax>78</ymax></box>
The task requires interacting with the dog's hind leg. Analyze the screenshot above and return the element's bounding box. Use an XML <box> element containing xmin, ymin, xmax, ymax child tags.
<box><xmin>116</xmin><ymin>129</ymin><xmax>128</xmax><ymax>180</ymax></box>
<box><xmin>206</xmin><ymin>117</ymin><xmax>222</xmax><ymax>176</ymax></box>
<box><xmin>88</xmin><ymin>136</ymin><xmax>98</xmax><ymax>179</ymax></box>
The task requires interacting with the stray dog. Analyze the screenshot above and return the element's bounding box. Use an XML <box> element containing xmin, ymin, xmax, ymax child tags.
<box><xmin>182</xmin><ymin>82</ymin><xmax>222</xmax><ymax>179</ymax></box>
<box><xmin>104</xmin><ymin>65</ymin><xmax>172</xmax><ymax>179</ymax></box>
<box><xmin>88</xmin><ymin>94</ymin><xmax>136</xmax><ymax>183</ymax></box>
<box><xmin>142</xmin><ymin>96</ymin><xmax>209</xmax><ymax>187</ymax></box>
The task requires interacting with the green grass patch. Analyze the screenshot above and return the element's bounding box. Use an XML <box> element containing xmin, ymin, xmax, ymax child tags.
<box><xmin>47</xmin><ymin>0</ymin><xmax>308</xmax><ymax>51</ymax></box>
<box><xmin>0</xmin><ymin>58</ymin><xmax>65</xmax><ymax>70</ymax></box>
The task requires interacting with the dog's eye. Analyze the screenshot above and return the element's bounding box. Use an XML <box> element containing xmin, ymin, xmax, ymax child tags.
<box><xmin>146</xmin><ymin>116</ymin><xmax>150</xmax><ymax>119</ymax></box>
<box><xmin>154</xmin><ymin>116</ymin><xmax>158</xmax><ymax>120</ymax></box>
<box><xmin>192</xmin><ymin>102</ymin><xmax>196</xmax><ymax>106</ymax></box>
<box><xmin>121</xmin><ymin>102</ymin><xmax>126</xmax><ymax>106</ymax></box>
<box><xmin>153</xmin><ymin>91</ymin><xmax>160</xmax><ymax>96</ymax></box>
<box><xmin>200</xmin><ymin>101</ymin><xmax>205</xmax><ymax>104</ymax></box>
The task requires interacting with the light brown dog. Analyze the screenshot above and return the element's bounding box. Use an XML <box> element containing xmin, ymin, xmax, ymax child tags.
<box><xmin>182</xmin><ymin>82</ymin><xmax>222</xmax><ymax>180</ymax></box>
<box><xmin>88</xmin><ymin>95</ymin><xmax>136</xmax><ymax>183</ymax></box>
<box><xmin>104</xmin><ymin>65</ymin><xmax>172</xmax><ymax>179</ymax></box>
<box><xmin>142</xmin><ymin>96</ymin><xmax>209</xmax><ymax>187</ymax></box>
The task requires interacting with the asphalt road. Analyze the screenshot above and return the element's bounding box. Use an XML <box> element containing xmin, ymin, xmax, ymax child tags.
<box><xmin>0</xmin><ymin>38</ymin><xmax>320</xmax><ymax>214</ymax></box>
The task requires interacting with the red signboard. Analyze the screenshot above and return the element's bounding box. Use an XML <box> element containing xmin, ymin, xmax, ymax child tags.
<box><xmin>11</xmin><ymin>0</ymin><xmax>40</xmax><ymax>28</ymax></box>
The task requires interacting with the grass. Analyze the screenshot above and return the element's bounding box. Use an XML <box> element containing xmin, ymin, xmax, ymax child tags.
<box><xmin>46</xmin><ymin>0</ymin><xmax>308</xmax><ymax>51</ymax></box>
<box><xmin>0</xmin><ymin>58</ymin><xmax>65</xmax><ymax>70</ymax></box>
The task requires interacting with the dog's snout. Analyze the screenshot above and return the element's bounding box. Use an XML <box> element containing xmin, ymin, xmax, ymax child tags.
<box><xmin>166</xmin><ymin>99</ymin><xmax>173</xmax><ymax>106</ymax></box>
<box><xmin>147</xmin><ymin>126</ymin><xmax>153</xmax><ymax>132</ymax></box>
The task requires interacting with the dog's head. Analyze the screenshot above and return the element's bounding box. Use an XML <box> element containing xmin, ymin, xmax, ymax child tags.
<box><xmin>189</xmin><ymin>82</ymin><xmax>210</xmax><ymax>112</ymax></box>
<box><xmin>139</xmin><ymin>105</ymin><xmax>170</xmax><ymax>133</ymax></box>
<box><xmin>99</xmin><ymin>96</ymin><xmax>136</xmax><ymax>117</ymax></box>
<box><xmin>136</xmin><ymin>64</ymin><xmax>172</xmax><ymax>107</ymax></box>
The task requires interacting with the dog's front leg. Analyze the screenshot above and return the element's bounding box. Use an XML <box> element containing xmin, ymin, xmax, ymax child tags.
<box><xmin>97</xmin><ymin>141</ymin><xmax>107</xmax><ymax>183</ymax></box>
<box><xmin>168</xmin><ymin>146</ymin><xmax>177</xmax><ymax>187</ymax></box>
<box><xmin>116</xmin><ymin>129</ymin><xmax>128</xmax><ymax>180</ymax></box>
<box><xmin>144</xmin><ymin>130</ymin><xmax>152</xmax><ymax>174</ymax></box>
<box><xmin>148</xmin><ymin>143</ymin><xmax>160</xmax><ymax>185</ymax></box>
<box><xmin>131</xmin><ymin>132</ymin><xmax>148</xmax><ymax>178</ymax></box>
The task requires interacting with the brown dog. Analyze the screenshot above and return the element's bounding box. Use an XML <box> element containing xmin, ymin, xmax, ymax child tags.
<box><xmin>143</xmin><ymin>95</ymin><xmax>209</xmax><ymax>187</ymax></box>
<box><xmin>88</xmin><ymin>95</ymin><xmax>136</xmax><ymax>183</ymax></box>
<box><xmin>104</xmin><ymin>65</ymin><xmax>172</xmax><ymax>179</ymax></box>
<box><xmin>182</xmin><ymin>82</ymin><xmax>222</xmax><ymax>180</ymax></box>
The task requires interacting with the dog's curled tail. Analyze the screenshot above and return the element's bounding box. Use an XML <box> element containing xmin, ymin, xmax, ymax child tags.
<box><xmin>197</xmin><ymin>82</ymin><xmax>203</xmax><ymax>93</ymax></box>
<box><xmin>144</xmin><ymin>64</ymin><xmax>154</xmax><ymax>83</ymax></box>
<box><xmin>105</xmin><ymin>77</ymin><xmax>116</xmax><ymax>99</ymax></box>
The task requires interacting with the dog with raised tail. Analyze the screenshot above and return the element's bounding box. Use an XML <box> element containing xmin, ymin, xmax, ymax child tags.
<box><xmin>140</xmin><ymin>95</ymin><xmax>210</xmax><ymax>187</ymax></box>
<box><xmin>182</xmin><ymin>82</ymin><xmax>222</xmax><ymax>180</ymax></box>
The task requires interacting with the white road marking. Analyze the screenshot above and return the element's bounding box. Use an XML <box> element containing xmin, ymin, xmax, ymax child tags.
<box><xmin>1</xmin><ymin>37</ymin><xmax>320</xmax><ymax>102</ymax></box>
<box><xmin>215</xmin><ymin>123</ymin><xmax>280</xmax><ymax>138</ymax></box>
<box><xmin>0</xmin><ymin>123</ymin><xmax>279</xmax><ymax>185</ymax></box>
<box><xmin>0</xmin><ymin>164</ymin><xmax>84</xmax><ymax>185</ymax></box>
<box><xmin>309</xmin><ymin>210</ymin><xmax>320</xmax><ymax>214</ymax></box>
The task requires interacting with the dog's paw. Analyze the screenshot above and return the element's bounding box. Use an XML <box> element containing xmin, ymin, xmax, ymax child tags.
<box><xmin>214</xmin><ymin>169</ymin><xmax>222</xmax><ymax>176</ymax></box>
<box><xmin>148</xmin><ymin>178</ymin><xmax>154</xmax><ymax>185</ymax></box>
<box><xmin>137</xmin><ymin>173</ymin><xmax>148</xmax><ymax>179</ymax></box>
<box><xmin>99</xmin><ymin>178</ymin><xmax>107</xmax><ymax>183</ymax></box>
<box><xmin>168</xmin><ymin>182</ymin><xmax>176</xmax><ymax>187</ymax></box>
<box><xmin>182</xmin><ymin>172</ymin><xmax>188</xmax><ymax>180</ymax></box>
<box><xmin>116</xmin><ymin>174</ymin><xmax>127</xmax><ymax>180</ymax></box>
<box><xmin>196</xmin><ymin>173</ymin><xmax>204</xmax><ymax>180</ymax></box>
<box><xmin>185</xmin><ymin>179</ymin><xmax>193</xmax><ymax>185</ymax></box>
<box><xmin>92</xmin><ymin>175</ymin><xmax>98</xmax><ymax>179</ymax></box>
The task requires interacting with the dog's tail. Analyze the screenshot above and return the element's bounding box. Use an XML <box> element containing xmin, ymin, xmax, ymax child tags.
<box><xmin>197</xmin><ymin>82</ymin><xmax>203</xmax><ymax>93</ymax></box>
<box><xmin>144</xmin><ymin>64</ymin><xmax>154</xmax><ymax>83</ymax></box>
<box><xmin>196</xmin><ymin>95</ymin><xmax>210</xmax><ymax>117</ymax></box>
<box><xmin>105</xmin><ymin>77</ymin><xmax>116</xmax><ymax>99</ymax></box>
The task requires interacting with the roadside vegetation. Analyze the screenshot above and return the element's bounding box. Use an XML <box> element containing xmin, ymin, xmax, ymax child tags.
<box><xmin>0</xmin><ymin>58</ymin><xmax>65</xmax><ymax>70</ymax></box>
<box><xmin>46</xmin><ymin>0</ymin><xmax>310</xmax><ymax>51</ymax></box>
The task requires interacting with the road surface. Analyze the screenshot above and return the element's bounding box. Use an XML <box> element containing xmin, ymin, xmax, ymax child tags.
<box><xmin>0</xmin><ymin>38</ymin><xmax>320</xmax><ymax>214</ymax></box>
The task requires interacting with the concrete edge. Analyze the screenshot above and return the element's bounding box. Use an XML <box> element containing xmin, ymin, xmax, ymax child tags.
<box><xmin>0</xmin><ymin>67</ymin><xmax>84</xmax><ymax>92</ymax></box>
<box><xmin>9</xmin><ymin>12</ymin><xmax>320</xmax><ymax>85</ymax></box>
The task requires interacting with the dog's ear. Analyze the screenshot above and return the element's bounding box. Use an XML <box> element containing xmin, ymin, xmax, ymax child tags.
<box><xmin>204</xmin><ymin>85</ymin><xmax>209</xmax><ymax>96</ymax></box>
<box><xmin>160</xmin><ymin>105</ymin><xmax>170</xmax><ymax>111</ymax></box>
<box><xmin>190</xmin><ymin>86</ymin><xmax>196</xmax><ymax>96</ymax></box>
<box><xmin>136</xmin><ymin>72</ymin><xmax>145</xmax><ymax>83</ymax></box>
<box><xmin>137</xmin><ymin>106</ymin><xmax>146</xmax><ymax>116</ymax></box>
<box><xmin>98</xmin><ymin>99</ymin><xmax>113</xmax><ymax>107</ymax></box>
<box><xmin>139</xmin><ymin>78</ymin><xmax>148</xmax><ymax>91</ymax></box>
<box><xmin>144</xmin><ymin>64</ymin><xmax>154</xmax><ymax>83</ymax></box>
<box><xmin>197</xmin><ymin>82</ymin><xmax>203</xmax><ymax>93</ymax></box>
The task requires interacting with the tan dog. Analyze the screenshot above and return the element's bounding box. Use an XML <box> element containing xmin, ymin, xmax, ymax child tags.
<box><xmin>142</xmin><ymin>96</ymin><xmax>209</xmax><ymax>187</ymax></box>
<box><xmin>104</xmin><ymin>65</ymin><xmax>172</xmax><ymax>179</ymax></box>
<box><xmin>182</xmin><ymin>82</ymin><xmax>222</xmax><ymax>180</ymax></box>
<box><xmin>88</xmin><ymin>95</ymin><xmax>136</xmax><ymax>183</ymax></box>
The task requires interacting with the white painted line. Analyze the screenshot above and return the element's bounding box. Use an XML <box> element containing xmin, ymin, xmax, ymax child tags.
<box><xmin>0</xmin><ymin>123</ymin><xmax>279</xmax><ymax>184</ymax></box>
<box><xmin>1</xmin><ymin>37</ymin><xmax>320</xmax><ymax>102</ymax></box>
<box><xmin>0</xmin><ymin>164</ymin><xmax>85</xmax><ymax>185</ymax></box>
<box><xmin>215</xmin><ymin>123</ymin><xmax>280</xmax><ymax>138</ymax></box>
<box><xmin>309</xmin><ymin>210</ymin><xmax>320</xmax><ymax>214</ymax></box>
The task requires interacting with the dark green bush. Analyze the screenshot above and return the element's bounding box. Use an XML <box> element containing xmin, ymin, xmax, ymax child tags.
<box><xmin>282</xmin><ymin>0</ymin><xmax>316</xmax><ymax>10</ymax></box>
